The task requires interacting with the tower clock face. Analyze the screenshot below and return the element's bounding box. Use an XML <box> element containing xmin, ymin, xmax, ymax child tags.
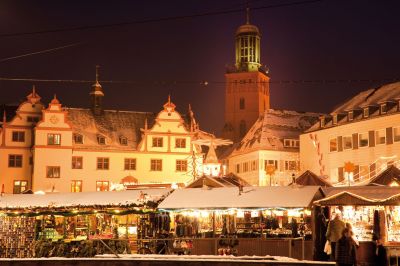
<box><xmin>50</xmin><ymin>115</ymin><xmax>59</xmax><ymax>124</ymax></box>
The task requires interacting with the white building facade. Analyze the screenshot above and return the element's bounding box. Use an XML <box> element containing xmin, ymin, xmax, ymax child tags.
<box><xmin>300</xmin><ymin>82</ymin><xmax>400</xmax><ymax>185</ymax></box>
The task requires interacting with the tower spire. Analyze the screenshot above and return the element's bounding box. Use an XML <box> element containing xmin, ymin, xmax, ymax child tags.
<box><xmin>246</xmin><ymin>7</ymin><xmax>250</xmax><ymax>24</ymax></box>
<box><xmin>95</xmin><ymin>65</ymin><xmax>100</xmax><ymax>84</ymax></box>
<box><xmin>90</xmin><ymin>65</ymin><xmax>104</xmax><ymax>115</ymax></box>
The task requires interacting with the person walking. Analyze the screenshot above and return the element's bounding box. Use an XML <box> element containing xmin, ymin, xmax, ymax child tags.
<box><xmin>326</xmin><ymin>212</ymin><xmax>346</xmax><ymax>260</ymax></box>
<box><xmin>345</xmin><ymin>222</ymin><xmax>359</xmax><ymax>247</ymax></box>
<box><xmin>335</xmin><ymin>228</ymin><xmax>357</xmax><ymax>266</ymax></box>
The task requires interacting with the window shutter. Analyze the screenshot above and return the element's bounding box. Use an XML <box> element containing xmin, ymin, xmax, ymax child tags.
<box><xmin>352</xmin><ymin>133</ymin><xmax>359</xmax><ymax>149</ymax></box>
<box><xmin>338</xmin><ymin>167</ymin><xmax>344</xmax><ymax>182</ymax></box>
<box><xmin>337</xmin><ymin>136</ymin><xmax>343</xmax><ymax>151</ymax></box>
<box><xmin>387</xmin><ymin>127</ymin><xmax>394</xmax><ymax>145</ymax></box>
<box><xmin>369</xmin><ymin>131</ymin><xmax>375</xmax><ymax>147</ymax></box>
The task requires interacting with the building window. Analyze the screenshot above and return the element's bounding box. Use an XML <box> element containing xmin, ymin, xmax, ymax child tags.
<box><xmin>381</xmin><ymin>104</ymin><xmax>387</xmax><ymax>114</ymax></box>
<box><xmin>236</xmin><ymin>164</ymin><xmax>240</xmax><ymax>173</ymax></box>
<box><xmin>119</xmin><ymin>136</ymin><xmax>128</xmax><ymax>146</ymax></box>
<box><xmin>72</xmin><ymin>156</ymin><xmax>83</xmax><ymax>169</ymax></box>
<box><xmin>239</xmin><ymin>97</ymin><xmax>245</xmax><ymax>110</ymax></box>
<box><xmin>332</xmin><ymin>115</ymin><xmax>338</xmax><ymax>125</ymax></box>
<box><xmin>175</xmin><ymin>138</ymin><xmax>186</xmax><ymax>148</ymax></box>
<box><xmin>243</xmin><ymin>162</ymin><xmax>249</xmax><ymax>172</ymax></box>
<box><xmin>124</xmin><ymin>158</ymin><xmax>136</xmax><ymax>170</ymax></box>
<box><xmin>348</xmin><ymin>111</ymin><xmax>353</xmax><ymax>121</ymax></box>
<box><xmin>12</xmin><ymin>131</ymin><xmax>25</xmax><ymax>142</ymax></box>
<box><xmin>151</xmin><ymin>159</ymin><xmax>162</xmax><ymax>171</ymax></box>
<box><xmin>265</xmin><ymin>160</ymin><xmax>278</xmax><ymax>171</ymax></box>
<box><xmin>285</xmin><ymin>161</ymin><xmax>297</xmax><ymax>171</ymax></box>
<box><xmin>73</xmin><ymin>134</ymin><xmax>83</xmax><ymax>144</ymax></box>
<box><xmin>239</xmin><ymin>120</ymin><xmax>246</xmax><ymax>138</ymax></box>
<box><xmin>97</xmin><ymin>157</ymin><xmax>109</xmax><ymax>170</ymax></box>
<box><xmin>284</xmin><ymin>139</ymin><xmax>299</xmax><ymax>148</ymax></box>
<box><xmin>251</xmin><ymin>160</ymin><xmax>257</xmax><ymax>171</ymax></box>
<box><xmin>48</xmin><ymin>133</ymin><xmax>61</xmax><ymax>145</ymax></box>
<box><xmin>96</xmin><ymin>181</ymin><xmax>109</xmax><ymax>192</ymax></box>
<box><xmin>329</xmin><ymin>138</ymin><xmax>337</xmax><ymax>152</ymax></box>
<box><xmin>47</xmin><ymin>166</ymin><xmax>60</xmax><ymax>178</ymax></box>
<box><xmin>376</xmin><ymin>129</ymin><xmax>386</xmax><ymax>145</ymax></box>
<box><xmin>8</xmin><ymin>154</ymin><xmax>23</xmax><ymax>168</ymax></box>
<box><xmin>27</xmin><ymin>116</ymin><xmax>40</xmax><ymax>123</ymax></box>
<box><xmin>71</xmin><ymin>180</ymin><xmax>82</xmax><ymax>192</ymax></box>
<box><xmin>343</xmin><ymin>136</ymin><xmax>353</xmax><ymax>150</ymax></box>
<box><xmin>97</xmin><ymin>135</ymin><xmax>106</xmax><ymax>145</ymax></box>
<box><xmin>13</xmin><ymin>180</ymin><xmax>28</xmax><ymax>194</ymax></box>
<box><xmin>152</xmin><ymin>137</ymin><xmax>163</xmax><ymax>147</ymax></box>
<box><xmin>176</xmin><ymin>160</ymin><xmax>187</xmax><ymax>172</ymax></box>
<box><xmin>394</xmin><ymin>127</ymin><xmax>400</xmax><ymax>142</ymax></box>
<box><xmin>359</xmin><ymin>132</ymin><xmax>369</xmax><ymax>147</ymax></box>
<box><xmin>363</xmin><ymin>108</ymin><xmax>369</xmax><ymax>118</ymax></box>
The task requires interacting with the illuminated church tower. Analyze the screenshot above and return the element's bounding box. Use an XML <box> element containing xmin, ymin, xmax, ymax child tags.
<box><xmin>222</xmin><ymin>8</ymin><xmax>270</xmax><ymax>142</ymax></box>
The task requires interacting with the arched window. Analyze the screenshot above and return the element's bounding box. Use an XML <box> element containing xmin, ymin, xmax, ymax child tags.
<box><xmin>239</xmin><ymin>97</ymin><xmax>245</xmax><ymax>110</ymax></box>
<box><xmin>239</xmin><ymin>120</ymin><xmax>247</xmax><ymax>138</ymax></box>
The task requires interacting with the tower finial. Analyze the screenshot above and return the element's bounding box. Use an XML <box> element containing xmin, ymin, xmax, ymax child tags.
<box><xmin>3</xmin><ymin>110</ymin><xmax>6</xmax><ymax>124</ymax></box>
<box><xmin>95</xmin><ymin>65</ymin><xmax>100</xmax><ymax>84</ymax></box>
<box><xmin>246</xmin><ymin>7</ymin><xmax>250</xmax><ymax>24</ymax></box>
<box><xmin>168</xmin><ymin>94</ymin><xmax>171</xmax><ymax>104</ymax></box>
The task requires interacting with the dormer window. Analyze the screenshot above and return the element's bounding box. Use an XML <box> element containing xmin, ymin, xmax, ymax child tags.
<box><xmin>363</xmin><ymin>107</ymin><xmax>369</xmax><ymax>118</ymax></box>
<box><xmin>73</xmin><ymin>134</ymin><xmax>83</xmax><ymax>144</ymax></box>
<box><xmin>380</xmin><ymin>103</ymin><xmax>387</xmax><ymax>114</ymax></box>
<box><xmin>97</xmin><ymin>135</ymin><xmax>106</xmax><ymax>145</ymax></box>
<box><xmin>119</xmin><ymin>136</ymin><xmax>128</xmax><ymax>146</ymax></box>
<box><xmin>348</xmin><ymin>111</ymin><xmax>353</xmax><ymax>121</ymax></box>
<box><xmin>332</xmin><ymin>115</ymin><xmax>338</xmax><ymax>125</ymax></box>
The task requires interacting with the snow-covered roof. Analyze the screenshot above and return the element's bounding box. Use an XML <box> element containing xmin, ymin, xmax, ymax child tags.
<box><xmin>307</xmin><ymin>82</ymin><xmax>400</xmax><ymax>132</ymax></box>
<box><xmin>66</xmin><ymin>108</ymin><xmax>155</xmax><ymax>150</ymax></box>
<box><xmin>332</xmin><ymin>82</ymin><xmax>400</xmax><ymax>113</ymax></box>
<box><xmin>158</xmin><ymin>186</ymin><xmax>324</xmax><ymax>210</ymax></box>
<box><xmin>230</xmin><ymin>109</ymin><xmax>321</xmax><ymax>156</ymax></box>
<box><xmin>0</xmin><ymin>189</ymin><xmax>171</xmax><ymax>210</ymax></box>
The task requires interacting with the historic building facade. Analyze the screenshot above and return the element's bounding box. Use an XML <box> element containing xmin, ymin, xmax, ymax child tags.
<box><xmin>222</xmin><ymin>9</ymin><xmax>270</xmax><ymax>143</ymax></box>
<box><xmin>226</xmin><ymin>109</ymin><xmax>320</xmax><ymax>186</ymax></box>
<box><xmin>0</xmin><ymin>80</ymin><xmax>208</xmax><ymax>193</ymax></box>
<box><xmin>300</xmin><ymin>82</ymin><xmax>400</xmax><ymax>185</ymax></box>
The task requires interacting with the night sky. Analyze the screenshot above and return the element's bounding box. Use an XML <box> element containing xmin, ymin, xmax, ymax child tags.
<box><xmin>0</xmin><ymin>0</ymin><xmax>399</xmax><ymax>135</ymax></box>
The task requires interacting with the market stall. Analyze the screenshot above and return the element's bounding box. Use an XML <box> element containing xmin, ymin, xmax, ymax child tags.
<box><xmin>314</xmin><ymin>186</ymin><xmax>400</xmax><ymax>266</ymax></box>
<box><xmin>157</xmin><ymin>185</ymin><xmax>324</xmax><ymax>259</ymax></box>
<box><xmin>0</xmin><ymin>189</ymin><xmax>171</xmax><ymax>258</ymax></box>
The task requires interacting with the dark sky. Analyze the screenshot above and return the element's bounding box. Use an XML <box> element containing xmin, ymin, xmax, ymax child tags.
<box><xmin>0</xmin><ymin>0</ymin><xmax>399</xmax><ymax>135</ymax></box>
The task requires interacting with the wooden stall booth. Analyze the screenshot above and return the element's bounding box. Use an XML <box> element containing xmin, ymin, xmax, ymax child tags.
<box><xmin>158</xmin><ymin>185</ymin><xmax>324</xmax><ymax>259</ymax></box>
<box><xmin>0</xmin><ymin>189</ymin><xmax>171</xmax><ymax>258</ymax></box>
<box><xmin>313</xmin><ymin>186</ymin><xmax>400</xmax><ymax>266</ymax></box>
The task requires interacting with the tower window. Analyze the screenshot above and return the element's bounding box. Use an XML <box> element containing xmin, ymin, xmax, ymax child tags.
<box><xmin>239</xmin><ymin>120</ymin><xmax>247</xmax><ymax>138</ymax></box>
<box><xmin>239</xmin><ymin>98</ymin><xmax>245</xmax><ymax>110</ymax></box>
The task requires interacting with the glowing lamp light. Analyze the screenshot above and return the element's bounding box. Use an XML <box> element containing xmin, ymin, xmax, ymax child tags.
<box><xmin>237</xmin><ymin>210</ymin><xmax>245</xmax><ymax>218</ymax></box>
<box><xmin>171</xmin><ymin>183</ymin><xmax>179</xmax><ymax>189</ymax></box>
<box><xmin>34</xmin><ymin>190</ymin><xmax>45</xmax><ymax>195</ymax></box>
<box><xmin>390</xmin><ymin>181</ymin><xmax>399</xmax><ymax>187</ymax></box>
<box><xmin>251</xmin><ymin>210</ymin><xmax>259</xmax><ymax>218</ymax></box>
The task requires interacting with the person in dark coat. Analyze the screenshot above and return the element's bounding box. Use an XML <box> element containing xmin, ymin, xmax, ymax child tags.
<box><xmin>326</xmin><ymin>212</ymin><xmax>346</xmax><ymax>261</ymax></box>
<box><xmin>335</xmin><ymin>228</ymin><xmax>357</xmax><ymax>266</ymax></box>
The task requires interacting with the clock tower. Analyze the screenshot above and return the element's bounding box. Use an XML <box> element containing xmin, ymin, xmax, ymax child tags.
<box><xmin>222</xmin><ymin>8</ymin><xmax>270</xmax><ymax>142</ymax></box>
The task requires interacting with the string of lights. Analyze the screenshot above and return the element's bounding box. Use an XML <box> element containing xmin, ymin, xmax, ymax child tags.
<box><xmin>0</xmin><ymin>76</ymin><xmax>398</xmax><ymax>86</ymax></box>
<box><xmin>0</xmin><ymin>0</ymin><xmax>324</xmax><ymax>38</ymax></box>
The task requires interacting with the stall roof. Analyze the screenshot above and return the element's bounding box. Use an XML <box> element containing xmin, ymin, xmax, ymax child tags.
<box><xmin>290</xmin><ymin>170</ymin><xmax>332</xmax><ymax>187</ymax></box>
<box><xmin>158</xmin><ymin>186</ymin><xmax>324</xmax><ymax>210</ymax></box>
<box><xmin>0</xmin><ymin>189</ymin><xmax>171</xmax><ymax>210</ymax></box>
<box><xmin>315</xmin><ymin>186</ymin><xmax>400</xmax><ymax>206</ymax></box>
<box><xmin>367</xmin><ymin>165</ymin><xmax>400</xmax><ymax>186</ymax></box>
<box><xmin>186</xmin><ymin>173</ymin><xmax>250</xmax><ymax>188</ymax></box>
